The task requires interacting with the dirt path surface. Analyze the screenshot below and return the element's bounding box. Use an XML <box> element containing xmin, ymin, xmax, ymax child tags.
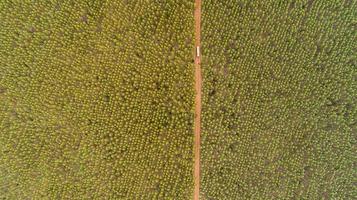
<box><xmin>194</xmin><ymin>0</ymin><xmax>201</xmax><ymax>199</ymax></box>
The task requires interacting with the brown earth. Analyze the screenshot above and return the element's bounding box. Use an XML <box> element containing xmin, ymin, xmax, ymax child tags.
<box><xmin>194</xmin><ymin>0</ymin><xmax>201</xmax><ymax>199</ymax></box>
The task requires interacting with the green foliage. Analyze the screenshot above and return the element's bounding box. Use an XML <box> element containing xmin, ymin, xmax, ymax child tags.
<box><xmin>0</xmin><ymin>0</ymin><xmax>195</xmax><ymax>199</ymax></box>
<box><xmin>201</xmin><ymin>0</ymin><xmax>356</xmax><ymax>199</ymax></box>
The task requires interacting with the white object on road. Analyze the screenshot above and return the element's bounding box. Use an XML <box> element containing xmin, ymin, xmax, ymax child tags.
<box><xmin>196</xmin><ymin>46</ymin><xmax>200</xmax><ymax>57</ymax></box>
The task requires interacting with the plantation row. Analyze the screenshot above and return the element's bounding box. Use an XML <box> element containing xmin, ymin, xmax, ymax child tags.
<box><xmin>0</xmin><ymin>1</ymin><xmax>195</xmax><ymax>199</ymax></box>
<box><xmin>201</xmin><ymin>0</ymin><xmax>356</xmax><ymax>199</ymax></box>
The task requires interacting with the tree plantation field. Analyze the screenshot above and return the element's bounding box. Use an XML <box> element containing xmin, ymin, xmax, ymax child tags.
<box><xmin>1</xmin><ymin>0</ymin><xmax>356</xmax><ymax>199</ymax></box>
<box><xmin>0</xmin><ymin>1</ymin><xmax>195</xmax><ymax>199</ymax></box>
<box><xmin>201</xmin><ymin>0</ymin><xmax>356</xmax><ymax>199</ymax></box>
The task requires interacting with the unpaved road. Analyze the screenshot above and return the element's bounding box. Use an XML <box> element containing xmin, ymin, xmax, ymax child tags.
<box><xmin>194</xmin><ymin>0</ymin><xmax>201</xmax><ymax>199</ymax></box>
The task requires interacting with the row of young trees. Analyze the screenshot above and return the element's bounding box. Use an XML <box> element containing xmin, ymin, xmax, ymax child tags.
<box><xmin>0</xmin><ymin>0</ymin><xmax>196</xmax><ymax>199</ymax></box>
<box><xmin>201</xmin><ymin>0</ymin><xmax>356</xmax><ymax>199</ymax></box>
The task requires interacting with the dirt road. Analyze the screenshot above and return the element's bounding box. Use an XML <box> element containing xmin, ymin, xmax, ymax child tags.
<box><xmin>194</xmin><ymin>0</ymin><xmax>201</xmax><ymax>199</ymax></box>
